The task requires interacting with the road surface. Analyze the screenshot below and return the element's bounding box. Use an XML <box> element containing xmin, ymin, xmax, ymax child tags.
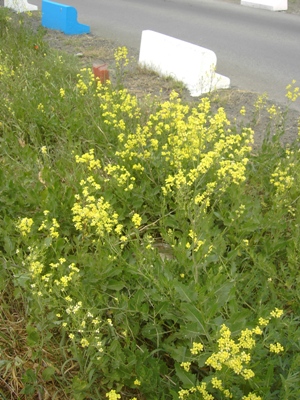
<box><xmin>30</xmin><ymin>0</ymin><xmax>300</xmax><ymax>111</ymax></box>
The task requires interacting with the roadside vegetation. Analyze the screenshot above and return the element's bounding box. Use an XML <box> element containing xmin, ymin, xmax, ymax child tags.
<box><xmin>1</xmin><ymin>9</ymin><xmax>300</xmax><ymax>400</ymax></box>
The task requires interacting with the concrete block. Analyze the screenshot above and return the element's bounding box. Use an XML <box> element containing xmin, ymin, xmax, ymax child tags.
<box><xmin>241</xmin><ymin>0</ymin><xmax>288</xmax><ymax>11</ymax></box>
<box><xmin>4</xmin><ymin>0</ymin><xmax>38</xmax><ymax>12</ymax></box>
<box><xmin>42</xmin><ymin>0</ymin><xmax>90</xmax><ymax>35</ymax></box>
<box><xmin>138</xmin><ymin>30</ymin><xmax>230</xmax><ymax>97</ymax></box>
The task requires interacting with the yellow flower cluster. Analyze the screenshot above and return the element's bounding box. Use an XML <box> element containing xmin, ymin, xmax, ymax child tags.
<box><xmin>29</xmin><ymin>260</ymin><xmax>44</xmax><ymax>278</ymax></box>
<box><xmin>270</xmin><ymin>152</ymin><xmax>295</xmax><ymax>195</ymax></box>
<box><xmin>37</xmin><ymin>103</ymin><xmax>44</xmax><ymax>113</ymax></box>
<box><xmin>179</xmin><ymin>382</ymin><xmax>213</xmax><ymax>400</ymax></box>
<box><xmin>267</xmin><ymin>104</ymin><xmax>279</xmax><ymax>118</ymax></box>
<box><xmin>105</xmin><ymin>389</ymin><xmax>121</xmax><ymax>400</ymax></box>
<box><xmin>270</xmin><ymin>307</ymin><xmax>284</xmax><ymax>318</ymax></box>
<box><xmin>286</xmin><ymin>80</ymin><xmax>300</xmax><ymax>102</ymax></box>
<box><xmin>242</xmin><ymin>393</ymin><xmax>262</xmax><ymax>400</ymax></box>
<box><xmin>76</xmin><ymin>68</ymin><xmax>94</xmax><ymax>96</ymax></box>
<box><xmin>75</xmin><ymin>148</ymin><xmax>101</xmax><ymax>171</ymax></box>
<box><xmin>180</xmin><ymin>361</ymin><xmax>191</xmax><ymax>372</ymax></box>
<box><xmin>254</xmin><ymin>93</ymin><xmax>268</xmax><ymax>111</ymax></box>
<box><xmin>52</xmin><ymin>263</ymin><xmax>79</xmax><ymax>290</ymax></box>
<box><xmin>211</xmin><ymin>378</ymin><xmax>232</xmax><ymax>398</ymax></box>
<box><xmin>97</xmin><ymin>86</ymin><xmax>140</xmax><ymax>137</ymax></box>
<box><xmin>186</xmin><ymin>230</ymin><xmax>205</xmax><ymax>252</ymax></box>
<box><xmin>0</xmin><ymin>62</ymin><xmax>15</xmax><ymax>78</ymax></box>
<box><xmin>16</xmin><ymin>217</ymin><xmax>33</xmax><ymax>236</ymax></box>
<box><xmin>205</xmin><ymin>324</ymin><xmax>256</xmax><ymax>378</ymax></box>
<box><xmin>80</xmin><ymin>338</ymin><xmax>89</xmax><ymax>348</ymax></box>
<box><xmin>104</xmin><ymin>163</ymin><xmax>135</xmax><ymax>190</ymax></box>
<box><xmin>177</xmin><ymin>308</ymin><xmax>284</xmax><ymax>399</ymax></box>
<box><xmin>190</xmin><ymin>341</ymin><xmax>204</xmax><ymax>355</ymax></box>
<box><xmin>269</xmin><ymin>342</ymin><xmax>284</xmax><ymax>353</ymax></box>
<box><xmin>73</xmin><ymin>151</ymin><xmax>122</xmax><ymax>237</ymax></box>
<box><xmin>38</xmin><ymin>211</ymin><xmax>60</xmax><ymax>239</ymax></box>
<box><xmin>131</xmin><ymin>213</ymin><xmax>142</xmax><ymax>229</ymax></box>
<box><xmin>114</xmin><ymin>46</ymin><xmax>129</xmax><ymax>68</ymax></box>
<box><xmin>72</xmin><ymin>194</ymin><xmax>119</xmax><ymax>237</ymax></box>
<box><xmin>112</xmin><ymin>92</ymin><xmax>253</xmax><ymax>211</ymax></box>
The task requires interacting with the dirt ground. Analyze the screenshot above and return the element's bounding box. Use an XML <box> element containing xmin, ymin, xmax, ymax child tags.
<box><xmin>26</xmin><ymin>4</ymin><xmax>300</xmax><ymax>148</ymax></box>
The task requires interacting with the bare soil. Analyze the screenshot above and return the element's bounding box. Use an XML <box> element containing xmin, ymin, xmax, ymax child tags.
<box><xmin>28</xmin><ymin>7</ymin><xmax>300</xmax><ymax>148</ymax></box>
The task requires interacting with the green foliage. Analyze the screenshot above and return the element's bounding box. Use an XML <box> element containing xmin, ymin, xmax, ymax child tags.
<box><xmin>1</xmin><ymin>8</ymin><xmax>300</xmax><ymax>399</ymax></box>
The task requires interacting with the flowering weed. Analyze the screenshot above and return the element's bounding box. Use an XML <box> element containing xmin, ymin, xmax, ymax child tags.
<box><xmin>1</xmin><ymin>9</ymin><xmax>300</xmax><ymax>400</ymax></box>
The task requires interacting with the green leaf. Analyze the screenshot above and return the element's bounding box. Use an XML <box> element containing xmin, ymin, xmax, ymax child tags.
<box><xmin>21</xmin><ymin>368</ymin><xmax>36</xmax><ymax>384</ymax></box>
<box><xmin>175</xmin><ymin>363</ymin><xmax>196</xmax><ymax>388</ymax></box>
<box><xmin>214</xmin><ymin>281</ymin><xmax>235</xmax><ymax>307</ymax></box>
<box><xmin>72</xmin><ymin>375</ymin><xmax>89</xmax><ymax>392</ymax></box>
<box><xmin>3</xmin><ymin>236</ymin><xmax>14</xmax><ymax>255</ymax></box>
<box><xmin>26</xmin><ymin>325</ymin><xmax>40</xmax><ymax>347</ymax></box>
<box><xmin>180</xmin><ymin>303</ymin><xmax>208</xmax><ymax>337</ymax></box>
<box><xmin>106</xmin><ymin>279</ymin><xmax>125</xmax><ymax>291</ymax></box>
<box><xmin>42</xmin><ymin>366</ymin><xmax>56</xmax><ymax>382</ymax></box>
<box><xmin>163</xmin><ymin>345</ymin><xmax>188</xmax><ymax>363</ymax></box>
<box><xmin>174</xmin><ymin>282</ymin><xmax>197</xmax><ymax>303</ymax></box>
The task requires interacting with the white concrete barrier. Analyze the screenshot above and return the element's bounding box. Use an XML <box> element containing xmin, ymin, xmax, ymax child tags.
<box><xmin>4</xmin><ymin>0</ymin><xmax>38</xmax><ymax>12</ymax></box>
<box><xmin>138</xmin><ymin>30</ymin><xmax>230</xmax><ymax>97</ymax></box>
<box><xmin>241</xmin><ymin>0</ymin><xmax>287</xmax><ymax>11</ymax></box>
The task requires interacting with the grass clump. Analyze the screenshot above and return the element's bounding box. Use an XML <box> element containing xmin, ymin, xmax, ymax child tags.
<box><xmin>1</xmin><ymin>9</ymin><xmax>300</xmax><ymax>400</ymax></box>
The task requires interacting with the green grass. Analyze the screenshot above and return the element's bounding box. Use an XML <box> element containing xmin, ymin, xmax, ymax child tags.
<box><xmin>1</xmin><ymin>9</ymin><xmax>300</xmax><ymax>400</ymax></box>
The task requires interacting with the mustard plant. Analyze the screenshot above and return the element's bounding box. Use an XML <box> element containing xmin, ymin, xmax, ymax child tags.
<box><xmin>1</xmin><ymin>9</ymin><xmax>300</xmax><ymax>399</ymax></box>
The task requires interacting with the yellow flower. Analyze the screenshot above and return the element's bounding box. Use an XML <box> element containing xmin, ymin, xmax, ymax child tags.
<box><xmin>223</xmin><ymin>389</ymin><xmax>233</xmax><ymax>398</ymax></box>
<box><xmin>16</xmin><ymin>217</ymin><xmax>33</xmax><ymax>236</ymax></box>
<box><xmin>180</xmin><ymin>362</ymin><xmax>191</xmax><ymax>372</ymax></box>
<box><xmin>242</xmin><ymin>393</ymin><xmax>262</xmax><ymax>400</ymax></box>
<box><xmin>114</xmin><ymin>46</ymin><xmax>129</xmax><ymax>68</ymax></box>
<box><xmin>240</xmin><ymin>106</ymin><xmax>246</xmax><ymax>116</ymax></box>
<box><xmin>211</xmin><ymin>377</ymin><xmax>223</xmax><ymax>389</ymax></box>
<box><xmin>241</xmin><ymin>368</ymin><xmax>255</xmax><ymax>379</ymax></box>
<box><xmin>258</xmin><ymin>317</ymin><xmax>269</xmax><ymax>327</ymax></box>
<box><xmin>105</xmin><ymin>390</ymin><xmax>121</xmax><ymax>400</ymax></box>
<box><xmin>132</xmin><ymin>213</ymin><xmax>142</xmax><ymax>229</ymax></box>
<box><xmin>29</xmin><ymin>261</ymin><xmax>44</xmax><ymax>277</ymax></box>
<box><xmin>37</xmin><ymin>103</ymin><xmax>44</xmax><ymax>113</ymax></box>
<box><xmin>80</xmin><ymin>338</ymin><xmax>89</xmax><ymax>348</ymax></box>
<box><xmin>178</xmin><ymin>389</ymin><xmax>190</xmax><ymax>399</ymax></box>
<box><xmin>285</xmin><ymin>80</ymin><xmax>300</xmax><ymax>102</ymax></box>
<box><xmin>269</xmin><ymin>342</ymin><xmax>284</xmax><ymax>353</ymax></box>
<box><xmin>134</xmin><ymin>379</ymin><xmax>141</xmax><ymax>386</ymax></box>
<box><xmin>191</xmin><ymin>342</ymin><xmax>204</xmax><ymax>355</ymax></box>
<box><xmin>252</xmin><ymin>326</ymin><xmax>263</xmax><ymax>335</ymax></box>
<box><xmin>270</xmin><ymin>308</ymin><xmax>283</xmax><ymax>318</ymax></box>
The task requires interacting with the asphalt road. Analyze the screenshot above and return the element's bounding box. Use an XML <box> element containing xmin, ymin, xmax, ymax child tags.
<box><xmin>30</xmin><ymin>0</ymin><xmax>300</xmax><ymax>111</ymax></box>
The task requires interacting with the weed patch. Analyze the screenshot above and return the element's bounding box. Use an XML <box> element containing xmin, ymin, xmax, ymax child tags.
<box><xmin>1</xmin><ymin>9</ymin><xmax>300</xmax><ymax>400</ymax></box>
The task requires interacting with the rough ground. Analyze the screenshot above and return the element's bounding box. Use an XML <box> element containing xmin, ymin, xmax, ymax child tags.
<box><xmin>27</xmin><ymin>4</ymin><xmax>300</xmax><ymax>148</ymax></box>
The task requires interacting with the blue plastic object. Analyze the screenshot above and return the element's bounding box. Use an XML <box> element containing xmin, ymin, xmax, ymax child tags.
<box><xmin>42</xmin><ymin>0</ymin><xmax>90</xmax><ymax>35</ymax></box>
